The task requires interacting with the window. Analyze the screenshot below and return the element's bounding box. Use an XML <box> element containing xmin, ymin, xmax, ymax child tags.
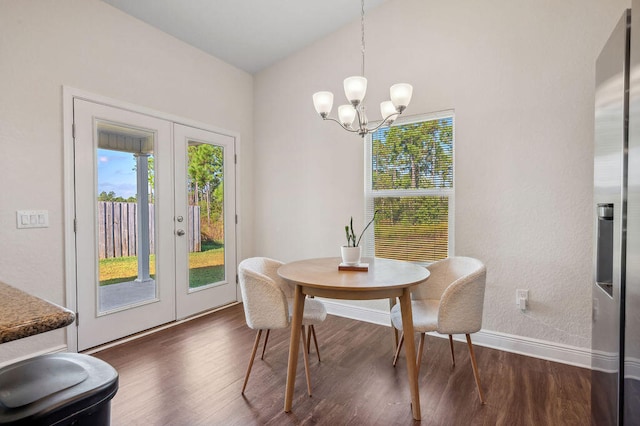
<box><xmin>364</xmin><ymin>111</ymin><xmax>454</xmax><ymax>264</ymax></box>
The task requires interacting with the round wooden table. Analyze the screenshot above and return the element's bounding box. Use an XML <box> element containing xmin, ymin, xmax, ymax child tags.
<box><xmin>278</xmin><ymin>257</ymin><xmax>430</xmax><ymax>420</ymax></box>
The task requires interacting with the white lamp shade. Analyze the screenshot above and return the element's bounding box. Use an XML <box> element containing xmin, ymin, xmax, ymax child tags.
<box><xmin>343</xmin><ymin>76</ymin><xmax>367</xmax><ymax>105</ymax></box>
<box><xmin>338</xmin><ymin>105</ymin><xmax>357</xmax><ymax>127</ymax></box>
<box><xmin>313</xmin><ymin>91</ymin><xmax>334</xmax><ymax>116</ymax></box>
<box><xmin>390</xmin><ymin>83</ymin><xmax>413</xmax><ymax>109</ymax></box>
<box><xmin>380</xmin><ymin>101</ymin><xmax>397</xmax><ymax>123</ymax></box>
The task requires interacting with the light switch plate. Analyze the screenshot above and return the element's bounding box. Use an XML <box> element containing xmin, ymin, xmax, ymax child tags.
<box><xmin>16</xmin><ymin>210</ymin><xmax>49</xmax><ymax>229</ymax></box>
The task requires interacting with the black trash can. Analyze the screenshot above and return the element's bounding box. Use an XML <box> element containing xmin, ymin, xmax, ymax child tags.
<box><xmin>0</xmin><ymin>353</ymin><xmax>118</xmax><ymax>426</ymax></box>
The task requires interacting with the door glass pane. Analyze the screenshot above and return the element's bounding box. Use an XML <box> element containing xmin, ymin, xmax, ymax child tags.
<box><xmin>96</xmin><ymin>121</ymin><xmax>157</xmax><ymax>313</ymax></box>
<box><xmin>187</xmin><ymin>140</ymin><xmax>225</xmax><ymax>290</ymax></box>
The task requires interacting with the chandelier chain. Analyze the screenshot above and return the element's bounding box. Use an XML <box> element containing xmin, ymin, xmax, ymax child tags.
<box><xmin>361</xmin><ymin>0</ymin><xmax>365</xmax><ymax>77</ymax></box>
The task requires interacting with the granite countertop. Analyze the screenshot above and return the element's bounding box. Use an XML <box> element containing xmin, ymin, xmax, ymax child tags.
<box><xmin>0</xmin><ymin>282</ymin><xmax>75</xmax><ymax>344</ymax></box>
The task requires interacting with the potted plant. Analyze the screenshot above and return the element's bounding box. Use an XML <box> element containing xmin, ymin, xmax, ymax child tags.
<box><xmin>341</xmin><ymin>212</ymin><xmax>377</xmax><ymax>265</ymax></box>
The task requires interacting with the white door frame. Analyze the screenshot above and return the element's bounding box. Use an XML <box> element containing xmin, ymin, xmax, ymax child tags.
<box><xmin>63</xmin><ymin>87</ymin><xmax>242</xmax><ymax>352</ymax></box>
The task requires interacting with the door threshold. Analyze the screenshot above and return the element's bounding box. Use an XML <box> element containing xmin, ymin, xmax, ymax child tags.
<box><xmin>81</xmin><ymin>302</ymin><xmax>240</xmax><ymax>355</ymax></box>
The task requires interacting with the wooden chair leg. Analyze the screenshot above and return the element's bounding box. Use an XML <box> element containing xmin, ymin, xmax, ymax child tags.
<box><xmin>389</xmin><ymin>297</ymin><xmax>399</xmax><ymax>350</ymax></box>
<box><xmin>260</xmin><ymin>329</ymin><xmax>270</xmax><ymax>360</ymax></box>
<box><xmin>416</xmin><ymin>333</ymin><xmax>425</xmax><ymax>376</ymax></box>
<box><xmin>306</xmin><ymin>325</ymin><xmax>311</xmax><ymax>354</ymax></box>
<box><xmin>448</xmin><ymin>334</ymin><xmax>455</xmax><ymax>367</ymax></box>
<box><xmin>242</xmin><ymin>329</ymin><xmax>263</xmax><ymax>394</ymax></box>
<box><xmin>466</xmin><ymin>334</ymin><xmax>486</xmax><ymax>405</ymax></box>
<box><xmin>310</xmin><ymin>325</ymin><xmax>321</xmax><ymax>362</ymax></box>
<box><xmin>300</xmin><ymin>326</ymin><xmax>312</xmax><ymax>397</ymax></box>
<box><xmin>393</xmin><ymin>332</ymin><xmax>405</xmax><ymax>367</ymax></box>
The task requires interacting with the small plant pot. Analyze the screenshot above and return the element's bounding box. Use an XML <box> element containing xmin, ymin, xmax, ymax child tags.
<box><xmin>341</xmin><ymin>246</ymin><xmax>362</xmax><ymax>266</ymax></box>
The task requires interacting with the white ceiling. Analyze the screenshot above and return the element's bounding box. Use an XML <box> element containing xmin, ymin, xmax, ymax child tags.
<box><xmin>101</xmin><ymin>0</ymin><xmax>388</xmax><ymax>74</ymax></box>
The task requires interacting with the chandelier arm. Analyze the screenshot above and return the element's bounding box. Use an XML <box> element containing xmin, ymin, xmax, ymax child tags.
<box><xmin>322</xmin><ymin>116</ymin><xmax>361</xmax><ymax>133</ymax></box>
<box><xmin>355</xmin><ymin>106</ymin><xmax>366</xmax><ymax>130</ymax></box>
<box><xmin>364</xmin><ymin>112</ymin><xmax>402</xmax><ymax>133</ymax></box>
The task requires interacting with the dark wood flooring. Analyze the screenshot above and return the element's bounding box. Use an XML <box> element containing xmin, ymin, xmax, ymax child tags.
<box><xmin>92</xmin><ymin>304</ymin><xmax>591</xmax><ymax>425</ymax></box>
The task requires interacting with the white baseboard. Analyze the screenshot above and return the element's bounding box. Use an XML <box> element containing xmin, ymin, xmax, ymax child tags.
<box><xmin>322</xmin><ymin>299</ymin><xmax>393</xmax><ymax>326</ymax></box>
<box><xmin>590</xmin><ymin>354</ymin><xmax>640</xmax><ymax>380</ymax></box>
<box><xmin>591</xmin><ymin>348</ymin><xmax>618</xmax><ymax>373</ymax></box>
<box><xmin>625</xmin><ymin>357</ymin><xmax>640</xmax><ymax>381</ymax></box>
<box><xmin>0</xmin><ymin>344</ymin><xmax>68</xmax><ymax>369</ymax></box>
<box><xmin>469</xmin><ymin>329</ymin><xmax>591</xmax><ymax>369</ymax></box>
<box><xmin>321</xmin><ymin>300</ymin><xmax>592</xmax><ymax>369</ymax></box>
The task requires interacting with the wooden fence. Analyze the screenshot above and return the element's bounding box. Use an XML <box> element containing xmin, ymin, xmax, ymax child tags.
<box><xmin>98</xmin><ymin>202</ymin><xmax>200</xmax><ymax>259</ymax></box>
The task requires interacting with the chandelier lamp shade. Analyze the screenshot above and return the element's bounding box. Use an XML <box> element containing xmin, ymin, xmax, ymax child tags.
<box><xmin>312</xmin><ymin>0</ymin><xmax>413</xmax><ymax>137</ymax></box>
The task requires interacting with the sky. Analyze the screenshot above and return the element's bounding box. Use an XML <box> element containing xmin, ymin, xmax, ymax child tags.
<box><xmin>97</xmin><ymin>149</ymin><xmax>139</xmax><ymax>199</ymax></box>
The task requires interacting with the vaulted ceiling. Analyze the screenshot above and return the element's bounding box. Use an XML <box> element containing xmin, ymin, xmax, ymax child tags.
<box><xmin>101</xmin><ymin>0</ymin><xmax>388</xmax><ymax>74</ymax></box>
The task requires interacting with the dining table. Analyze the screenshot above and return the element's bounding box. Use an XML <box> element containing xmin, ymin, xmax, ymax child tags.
<box><xmin>278</xmin><ymin>256</ymin><xmax>430</xmax><ymax>420</ymax></box>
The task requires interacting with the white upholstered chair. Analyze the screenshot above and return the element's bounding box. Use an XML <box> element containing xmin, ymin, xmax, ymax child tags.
<box><xmin>238</xmin><ymin>257</ymin><xmax>327</xmax><ymax>395</ymax></box>
<box><xmin>390</xmin><ymin>256</ymin><xmax>487</xmax><ymax>404</ymax></box>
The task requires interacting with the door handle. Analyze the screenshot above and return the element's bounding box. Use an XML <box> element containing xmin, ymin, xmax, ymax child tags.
<box><xmin>176</xmin><ymin>229</ymin><xmax>185</xmax><ymax>236</ymax></box>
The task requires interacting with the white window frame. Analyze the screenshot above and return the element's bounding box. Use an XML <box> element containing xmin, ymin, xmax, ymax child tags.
<box><xmin>363</xmin><ymin>110</ymin><xmax>455</xmax><ymax>265</ymax></box>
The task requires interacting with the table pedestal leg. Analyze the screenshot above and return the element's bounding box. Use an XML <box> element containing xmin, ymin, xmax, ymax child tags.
<box><xmin>399</xmin><ymin>288</ymin><xmax>421</xmax><ymax>420</ymax></box>
<box><xmin>284</xmin><ymin>284</ymin><xmax>305</xmax><ymax>412</ymax></box>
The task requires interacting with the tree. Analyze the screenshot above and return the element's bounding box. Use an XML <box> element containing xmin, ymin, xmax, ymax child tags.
<box><xmin>371</xmin><ymin>118</ymin><xmax>453</xmax><ymax>227</ymax></box>
<box><xmin>147</xmin><ymin>156</ymin><xmax>155</xmax><ymax>203</ymax></box>
<box><xmin>188</xmin><ymin>144</ymin><xmax>224</xmax><ymax>228</ymax></box>
<box><xmin>98</xmin><ymin>191</ymin><xmax>117</xmax><ymax>201</ymax></box>
<box><xmin>372</xmin><ymin>118</ymin><xmax>453</xmax><ymax>191</ymax></box>
<box><xmin>131</xmin><ymin>155</ymin><xmax>155</xmax><ymax>203</ymax></box>
<box><xmin>98</xmin><ymin>191</ymin><xmax>129</xmax><ymax>202</ymax></box>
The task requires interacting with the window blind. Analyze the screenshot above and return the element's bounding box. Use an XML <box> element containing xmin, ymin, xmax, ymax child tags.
<box><xmin>364</xmin><ymin>111</ymin><xmax>455</xmax><ymax>263</ymax></box>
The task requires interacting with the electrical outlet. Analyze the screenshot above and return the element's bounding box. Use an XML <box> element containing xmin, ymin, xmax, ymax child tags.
<box><xmin>516</xmin><ymin>289</ymin><xmax>529</xmax><ymax>311</ymax></box>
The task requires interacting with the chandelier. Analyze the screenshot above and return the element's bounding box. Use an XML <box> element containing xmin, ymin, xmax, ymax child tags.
<box><xmin>312</xmin><ymin>0</ymin><xmax>413</xmax><ymax>137</ymax></box>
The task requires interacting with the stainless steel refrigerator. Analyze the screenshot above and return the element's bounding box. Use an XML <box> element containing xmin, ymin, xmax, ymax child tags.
<box><xmin>593</xmin><ymin>4</ymin><xmax>640</xmax><ymax>425</ymax></box>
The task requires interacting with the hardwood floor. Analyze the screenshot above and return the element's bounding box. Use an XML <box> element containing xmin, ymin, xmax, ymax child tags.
<box><xmin>92</xmin><ymin>304</ymin><xmax>591</xmax><ymax>425</ymax></box>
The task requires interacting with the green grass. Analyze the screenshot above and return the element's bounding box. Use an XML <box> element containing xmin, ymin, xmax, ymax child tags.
<box><xmin>189</xmin><ymin>265</ymin><xmax>225</xmax><ymax>288</ymax></box>
<box><xmin>99</xmin><ymin>244</ymin><xmax>225</xmax><ymax>288</ymax></box>
<box><xmin>99</xmin><ymin>255</ymin><xmax>156</xmax><ymax>286</ymax></box>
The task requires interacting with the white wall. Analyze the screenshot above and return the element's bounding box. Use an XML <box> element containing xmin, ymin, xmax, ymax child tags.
<box><xmin>253</xmin><ymin>0</ymin><xmax>630</xmax><ymax>349</ymax></box>
<box><xmin>0</xmin><ymin>0</ymin><xmax>253</xmax><ymax>364</ymax></box>
<box><xmin>0</xmin><ymin>0</ymin><xmax>631</xmax><ymax>365</ymax></box>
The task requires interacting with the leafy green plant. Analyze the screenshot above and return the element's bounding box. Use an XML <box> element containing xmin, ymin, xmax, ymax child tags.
<box><xmin>344</xmin><ymin>211</ymin><xmax>377</xmax><ymax>247</ymax></box>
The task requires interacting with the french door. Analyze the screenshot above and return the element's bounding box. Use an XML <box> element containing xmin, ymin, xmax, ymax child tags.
<box><xmin>173</xmin><ymin>124</ymin><xmax>236</xmax><ymax>319</ymax></box>
<box><xmin>74</xmin><ymin>99</ymin><xmax>236</xmax><ymax>351</ymax></box>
